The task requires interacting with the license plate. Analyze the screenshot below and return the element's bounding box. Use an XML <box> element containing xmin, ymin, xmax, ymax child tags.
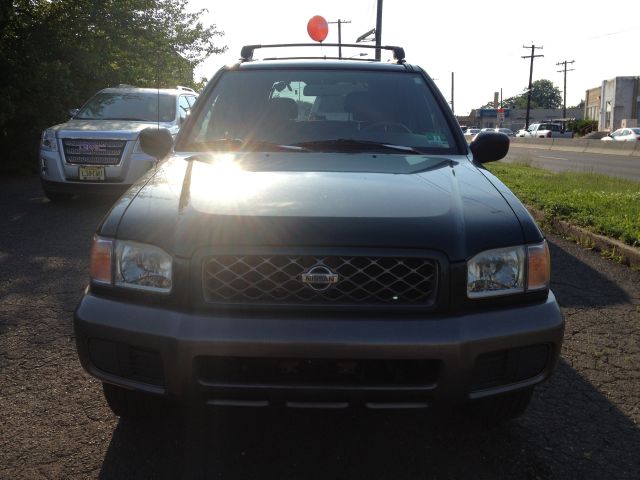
<box><xmin>79</xmin><ymin>166</ymin><xmax>105</xmax><ymax>181</ymax></box>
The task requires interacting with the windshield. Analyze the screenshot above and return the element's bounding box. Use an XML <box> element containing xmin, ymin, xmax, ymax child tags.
<box><xmin>75</xmin><ymin>92</ymin><xmax>176</xmax><ymax>122</ymax></box>
<box><xmin>179</xmin><ymin>69</ymin><xmax>460</xmax><ymax>155</ymax></box>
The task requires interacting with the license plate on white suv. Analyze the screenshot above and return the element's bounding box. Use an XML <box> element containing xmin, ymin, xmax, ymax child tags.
<box><xmin>78</xmin><ymin>166</ymin><xmax>105</xmax><ymax>181</ymax></box>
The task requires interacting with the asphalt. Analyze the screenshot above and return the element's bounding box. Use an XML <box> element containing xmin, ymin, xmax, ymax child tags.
<box><xmin>504</xmin><ymin>145</ymin><xmax>640</xmax><ymax>180</ymax></box>
<box><xmin>1</xmin><ymin>177</ymin><xmax>639</xmax><ymax>479</ymax></box>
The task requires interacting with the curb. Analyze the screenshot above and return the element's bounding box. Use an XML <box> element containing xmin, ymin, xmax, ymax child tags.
<box><xmin>528</xmin><ymin>207</ymin><xmax>640</xmax><ymax>269</ymax></box>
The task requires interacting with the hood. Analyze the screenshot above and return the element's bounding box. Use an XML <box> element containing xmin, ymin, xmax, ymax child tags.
<box><xmin>51</xmin><ymin>119</ymin><xmax>178</xmax><ymax>140</ymax></box>
<box><xmin>111</xmin><ymin>153</ymin><xmax>529</xmax><ymax>261</ymax></box>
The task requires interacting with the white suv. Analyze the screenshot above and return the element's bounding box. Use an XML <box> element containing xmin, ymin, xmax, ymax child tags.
<box><xmin>39</xmin><ymin>85</ymin><xmax>197</xmax><ymax>201</ymax></box>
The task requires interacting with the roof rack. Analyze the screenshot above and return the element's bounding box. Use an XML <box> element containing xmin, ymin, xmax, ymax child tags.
<box><xmin>239</xmin><ymin>43</ymin><xmax>406</xmax><ymax>64</ymax></box>
<box><xmin>176</xmin><ymin>85</ymin><xmax>196</xmax><ymax>93</ymax></box>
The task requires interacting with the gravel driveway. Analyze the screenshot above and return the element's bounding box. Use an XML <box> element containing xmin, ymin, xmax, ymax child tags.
<box><xmin>1</xmin><ymin>177</ymin><xmax>638</xmax><ymax>479</ymax></box>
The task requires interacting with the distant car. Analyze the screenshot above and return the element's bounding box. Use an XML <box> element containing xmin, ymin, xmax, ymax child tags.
<box><xmin>601</xmin><ymin>128</ymin><xmax>640</xmax><ymax>142</ymax></box>
<box><xmin>495</xmin><ymin>128</ymin><xmax>515</xmax><ymax>137</ymax></box>
<box><xmin>39</xmin><ymin>85</ymin><xmax>198</xmax><ymax>201</ymax></box>
<box><xmin>526</xmin><ymin>123</ymin><xmax>573</xmax><ymax>139</ymax></box>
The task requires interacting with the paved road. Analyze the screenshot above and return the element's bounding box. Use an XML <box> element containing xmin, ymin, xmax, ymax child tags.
<box><xmin>505</xmin><ymin>144</ymin><xmax>640</xmax><ymax>180</ymax></box>
<box><xmin>1</xmin><ymin>177</ymin><xmax>639</xmax><ymax>479</ymax></box>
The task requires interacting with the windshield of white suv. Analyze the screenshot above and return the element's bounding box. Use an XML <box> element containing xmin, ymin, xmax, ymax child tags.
<box><xmin>75</xmin><ymin>92</ymin><xmax>176</xmax><ymax>122</ymax></box>
<box><xmin>179</xmin><ymin>69</ymin><xmax>460</xmax><ymax>155</ymax></box>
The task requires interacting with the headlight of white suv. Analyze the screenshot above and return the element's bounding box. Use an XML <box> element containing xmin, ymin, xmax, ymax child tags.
<box><xmin>114</xmin><ymin>240</ymin><xmax>172</xmax><ymax>293</ymax></box>
<box><xmin>40</xmin><ymin>128</ymin><xmax>58</xmax><ymax>151</ymax></box>
<box><xmin>467</xmin><ymin>241</ymin><xmax>550</xmax><ymax>299</ymax></box>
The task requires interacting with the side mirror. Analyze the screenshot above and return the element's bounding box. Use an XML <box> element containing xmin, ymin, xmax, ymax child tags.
<box><xmin>69</xmin><ymin>108</ymin><xmax>80</xmax><ymax>117</ymax></box>
<box><xmin>139</xmin><ymin>128</ymin><xmax>173</xmax><ymax>160</ymax></box>
<box><xmin>470</xmin><ymin>131</ymin><xmax>510</xmax><ymax>164</ymax></box>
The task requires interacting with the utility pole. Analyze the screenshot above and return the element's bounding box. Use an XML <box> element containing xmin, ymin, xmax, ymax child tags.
<box><xmin>328</xmin><ymin>19</ymin><xmax>351</xmax><ymax>59</ymax></box>
<box><xmin>375</xmin><ymin>0</ymin><xmax>383</xmax><ymax>61</ymax></box>
<box><xmin>522</xmin><ymin>44</ymin><xmax>544</xmax><ymax>129</ymax></box>
<box><xmin>556</xmin><ymin>60</ymin><xmax>575</xmax><ymax>119</ymax></box>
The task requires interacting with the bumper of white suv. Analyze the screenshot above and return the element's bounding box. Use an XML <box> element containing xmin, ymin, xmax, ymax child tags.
<box><xmin>39</xmin><ymin>140</ymin><xmax>156</xmax><ymax>195</ymax></box>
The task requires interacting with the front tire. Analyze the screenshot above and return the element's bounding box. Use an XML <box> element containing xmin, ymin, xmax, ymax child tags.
<box><xmin>102</xmin><ymin>383</ymin><xmax>176</xmax><ymax>419</ymax></box>
<box><xmin>43</xmin><ymin>187</ymin><xmax>73</xmax><ymax>202</ymax></box>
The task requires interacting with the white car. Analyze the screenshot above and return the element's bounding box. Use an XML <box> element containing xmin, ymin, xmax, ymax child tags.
<box><xmin>39</xmin><ymin>85</ymin><xmax>198</xmax><ymax>201</ymax></box>
<box><xmin>601</xmin><ymin>128</ymin><xmax>640</xmax><ymax>142</ymax></box>
<box><xmin>463</xmin><ymin>128</ymin><xmax>481</xmax><ymax>141</ymax></box>
<box><xmin>515</xmin><ymin>129</ymin><xmax>529</xmax><ymax>137</ymax></box>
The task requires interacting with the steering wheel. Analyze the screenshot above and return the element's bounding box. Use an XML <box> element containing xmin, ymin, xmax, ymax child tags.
<box><xmin>361</xmin><ymin>121</ymin><xmax>413</xmax><ymax>133</ymax></box>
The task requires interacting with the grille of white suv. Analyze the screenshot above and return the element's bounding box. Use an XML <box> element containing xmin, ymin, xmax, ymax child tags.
<box><xmin>202</xmin><ymin>254</ymin><xmax>438</xmax><ymax>306</ymax></box>
<box><xmin>62</xmin><ymin>139</ymin><xmax>127</xmax><ymax>165</ymax></box>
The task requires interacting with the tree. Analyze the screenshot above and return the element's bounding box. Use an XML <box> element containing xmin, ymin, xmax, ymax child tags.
<box><xmin>502</xmin><ymin>79</ymin><xmax>563</xmax><ymax>110</ymax></box>
<box><xmin>0</xmin><ymin>0</ymin><xmax>226</xmax><ymax>173</ymax></box>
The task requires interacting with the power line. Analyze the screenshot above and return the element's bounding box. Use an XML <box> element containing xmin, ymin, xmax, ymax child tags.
<box><xmin>522</xmin><ymin>44</ymin><xmax>544</xmax><ymax>128</ymax></box>
<box><xmin>556</xmin><ymin>60</ymin><xmax>575</xmax><ymax>119</ymax></box>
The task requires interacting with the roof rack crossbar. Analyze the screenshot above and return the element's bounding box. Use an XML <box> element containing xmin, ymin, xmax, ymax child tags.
<box><xmin>240</xmin><ymin>43</ymin><xmax>405</xmax><ymax>63</ymax></box>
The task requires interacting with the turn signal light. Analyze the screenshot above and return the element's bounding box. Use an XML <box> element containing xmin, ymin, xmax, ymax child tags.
<box><xmin>90</xmin><ymin>235</ymin><xmax>113</xmax><ymax>285</ymax></box>
<box><xmin>527</xmin><ymin>241</ymin><xmax>550</xmax><ymax>291</ymax></box>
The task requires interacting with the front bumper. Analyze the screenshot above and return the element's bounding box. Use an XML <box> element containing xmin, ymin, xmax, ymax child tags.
<box><xmin>74</xmin><ymin>292</ymin><xmax>564</xmax><ymax>409</ymax></box>
<box><xmin>39</xmin><ymin>146</ymin><xmax>155</xmax><ymax>195</ymax></box>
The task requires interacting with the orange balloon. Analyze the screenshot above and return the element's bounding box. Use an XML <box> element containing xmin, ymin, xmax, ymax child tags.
<box><xmin>307</xmin><ymin>15</ymin><xmax>328</xmax><ymax>43</ymax></box>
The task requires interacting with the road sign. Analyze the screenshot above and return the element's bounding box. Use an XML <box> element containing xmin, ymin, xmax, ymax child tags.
<box><xmin>497</xmin><ymin>108</ymin><xmax>505</xmax><ymax>123</ymax></box>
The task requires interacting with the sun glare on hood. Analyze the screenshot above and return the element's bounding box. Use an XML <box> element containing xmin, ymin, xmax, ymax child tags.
<box><xmin>189</xmin><ymin>154</ymin><xmax>272</xmax><ymax>206</ymax></box>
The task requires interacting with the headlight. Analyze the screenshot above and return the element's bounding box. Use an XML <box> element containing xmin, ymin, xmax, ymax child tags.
<box><xmin>133</xmin><ymin>139</ymin><xmax>143</xmax><ymax>154</ymax></box>
<box><xmin>115</xmin><ymin>240</ymin><xmax>172</xmax><ymax>293</ymax></box>
<box><xmin>40</xmin><ymin>128</ymin><xmax>58</xmax><ymax>151</ymax></box>
<box><xmin>467</xmin><ymin>241</ymin><xmax>550</xmax><ymax>299</ymax></box>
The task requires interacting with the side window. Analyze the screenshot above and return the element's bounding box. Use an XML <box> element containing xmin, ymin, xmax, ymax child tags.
<box><xmin>186</xmin><ymin>95</ymin><xmax>197</xmax><ymax>108</ymax></box>
<box><xmin>178</xmin><ymin>96</ymin><xmax>191</xmax><ymax>123</ymax></box>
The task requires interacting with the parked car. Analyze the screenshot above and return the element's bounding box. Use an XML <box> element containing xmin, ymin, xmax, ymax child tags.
<box><xmin>601</xmin><ymin>128</ymin><xmax>640</xmax><ymax>142</ymax></box>
<box><xmin>74</xmin><ymin>43</ymin><xmax>563</xmax><ymax>423</ymax></box>
<box><xmin>39</xmin><ymin>85</ymin><xmax>197</xmax><ymax>201</ymax></box>
<box><xmin>463</xmin><ymin>127</ymin><xmax>481</xmax><ymax>141</ymax></box>
<box><xmin>526</xmin><ymin>123</ymin><xmax>573</xmax><ymax>139</ymax></box>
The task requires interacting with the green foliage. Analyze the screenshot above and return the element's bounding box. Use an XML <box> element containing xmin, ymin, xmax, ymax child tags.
<box><xmin>486</xmin><ymin>163</ymin><xmax>640</xmax><ymax>247</ymax></box>
<box><xmin>502</xmin><ymin>79</ymin><xmax>563</xmax><ymax>110</ymax></box>
<box><xmin>567</xmin><ymin>118</ymin><xmax>598</xmax><ymax>136</ymax></box>
<box><xmin>0</xmin><ymin>0</ymin><xmax>226</xmax><ymax>174</ymax></box>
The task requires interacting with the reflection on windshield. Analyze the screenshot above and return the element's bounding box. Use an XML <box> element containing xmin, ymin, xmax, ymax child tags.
<box><xmin>179</xmin><ymin>69</ymin><xmax>460</xmax><ymax>156</ymax></box>
<box><xmin>76</xmin><ymin>92</ymin><xmax>176</xmax><ymax>122</ymax></box>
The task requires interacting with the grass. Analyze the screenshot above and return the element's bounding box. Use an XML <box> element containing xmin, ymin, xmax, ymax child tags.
<box><xmin>485</xmin><ymin>162</ymin><xmax>640</xmax><ymax>248</ymax></box>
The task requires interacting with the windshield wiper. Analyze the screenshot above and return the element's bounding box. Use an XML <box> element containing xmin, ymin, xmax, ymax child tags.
<box><xmin>291</xmin><ymin>139</ymin><xmax>424</xmax><ymax>154</ymax></box>
<box><xmin>182</xmin><ymin>138</ymin><xmax>309</xmax><ymax>152</ymax></box>
<box><xmin>107</xmin><ymin>117</ymin><xmax>150</xmax><ymax>121</ymax></box>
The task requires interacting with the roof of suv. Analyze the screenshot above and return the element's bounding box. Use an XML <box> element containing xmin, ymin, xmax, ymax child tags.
<box><xmin>99</xmin><ymin>86</ymin><xmax>197</xmax><ymax>95</ymax></box>
<box><xmin>233</xmin><ymin>59</ymin><xmax>420</xmax><ymax>72</ymax></box>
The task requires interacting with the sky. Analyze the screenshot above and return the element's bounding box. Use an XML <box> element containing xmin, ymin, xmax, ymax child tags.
<box><xmin>188</xmin><ymin>0</ymin><xmax>640</xmax><ymax>115</ymax></box>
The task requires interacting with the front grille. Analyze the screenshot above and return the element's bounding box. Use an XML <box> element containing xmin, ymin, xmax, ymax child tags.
<box><xmin>62</xmin><ymin>139</ymin><xmax>126</xmax><ymax>165</ymax></box>
<box><xmin>197</xmin><ymin>357</ymin><xmax>440</xmax><ymax>387</ymax></box>
<box><xmin>202</xmin><ymin>254</ymin><xmax>438</xmax><ymax>306</ymax></box>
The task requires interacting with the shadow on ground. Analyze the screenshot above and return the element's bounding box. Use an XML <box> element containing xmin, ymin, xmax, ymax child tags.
<box><xmin>98</xmin><ymin>357</ymin><xmax>640</xmax><ymax>479</ymax></box>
